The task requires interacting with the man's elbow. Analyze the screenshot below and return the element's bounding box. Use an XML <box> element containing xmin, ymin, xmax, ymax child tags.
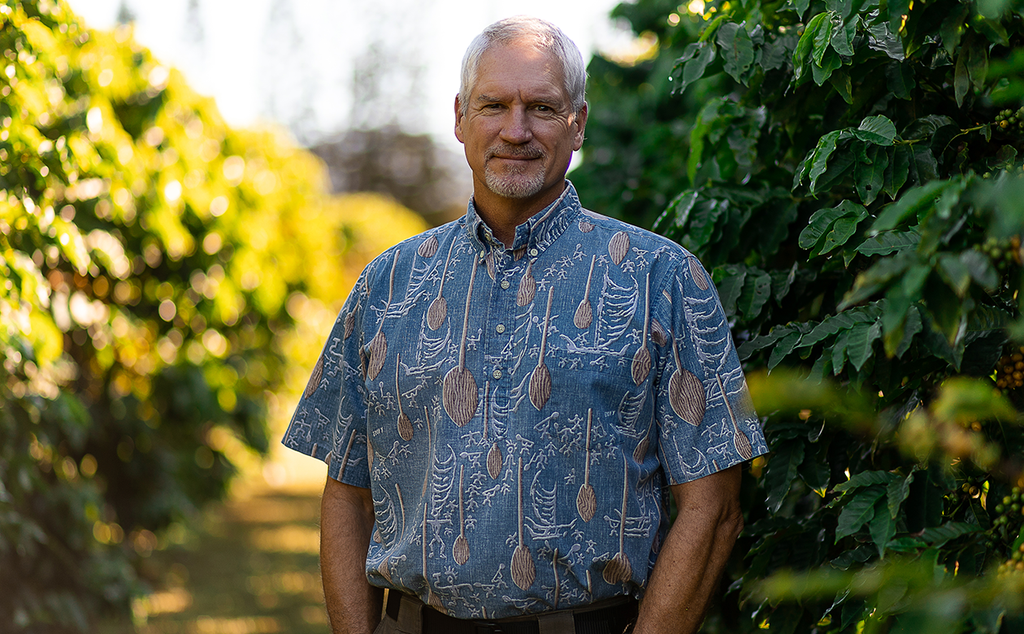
<box><xmin>722</xmin><ymin>504</ymin><xmax>744</xmax><ymax>542</ymax></box>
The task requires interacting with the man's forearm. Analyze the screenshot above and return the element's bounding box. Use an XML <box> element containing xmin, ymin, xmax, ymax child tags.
<box><xmin>320</xmin><ymin>477</ymin><xmax>384</xmax><ymax>634</ymax></box>
<box><xmin>633</xmin><ymin>465</ymin><xmax>744</xmax><ymax>634</ymax></box>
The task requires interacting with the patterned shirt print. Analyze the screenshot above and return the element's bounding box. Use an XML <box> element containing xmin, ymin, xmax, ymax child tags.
<box><xmin>282</xmin><ymin>182</ymin><xmax>768</xmax><ymax>619</ymax></box>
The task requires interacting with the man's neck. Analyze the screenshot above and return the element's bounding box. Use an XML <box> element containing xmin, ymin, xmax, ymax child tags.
<box><xmin>472</xmin><ymin>182</ymin><xmax>567</xmax><ymax>247</ymax></box>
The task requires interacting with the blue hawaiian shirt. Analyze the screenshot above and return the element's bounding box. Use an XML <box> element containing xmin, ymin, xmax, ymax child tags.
<box><xmin>282</xmin><ymin>182</ymin><xmax>768</xmax><ymax>619</ymax></box>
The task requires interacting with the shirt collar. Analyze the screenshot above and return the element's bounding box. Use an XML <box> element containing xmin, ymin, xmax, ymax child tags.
<box><xmin>464</xmin><ymin>181</ymin><xmax>583</xmax><ymax>256</ymax></box>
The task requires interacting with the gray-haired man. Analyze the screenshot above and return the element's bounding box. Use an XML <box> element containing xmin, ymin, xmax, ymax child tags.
<box><xmin>283</xmin><ymin>15</ymin><xmax>768</xmax><ymax>634</ymax></box>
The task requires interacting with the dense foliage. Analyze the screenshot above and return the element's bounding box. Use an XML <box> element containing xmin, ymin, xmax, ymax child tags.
<box><xmin>0</xmin><ymin>1</ymin><xmax>424</xmax><ymax>631</ymax></box>
<box><xmin>574</xmin><ymin>0</ymin><xmax>1024</xmax><ymax>631</ymax></box>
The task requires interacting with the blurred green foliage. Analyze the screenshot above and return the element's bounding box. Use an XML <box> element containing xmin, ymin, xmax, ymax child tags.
<box><xmin>574</xmin><ymin>0</ymin><xmax>1024</xmax><ymax>631</ymax></box>
<box><xmin>0</xmin><ymin>1</ymin><xmax>424</xmax><ymax>631</ymax></box>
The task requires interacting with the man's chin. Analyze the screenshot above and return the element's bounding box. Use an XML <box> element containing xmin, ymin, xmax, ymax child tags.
<box><xmin>484</xmin><ymin>172</ymin><xmax>546</xmax><ymax>200</ymax></box>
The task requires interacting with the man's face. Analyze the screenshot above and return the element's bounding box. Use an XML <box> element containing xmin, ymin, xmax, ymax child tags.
<box><xmin>455</xmin><ymin>41</ymin><xmax>587</xmax><ymax>212</ymax></box>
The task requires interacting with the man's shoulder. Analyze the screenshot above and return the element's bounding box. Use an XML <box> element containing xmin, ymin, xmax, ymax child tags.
<box><xmin>362</xmin><ymin>217</ymin><xmax>467</xmax><ymax>277</ymax></box>
<box><xmin>577</xmin><ymin>208</ymin><xmax>695</xmax><ymax>260</ymax></box>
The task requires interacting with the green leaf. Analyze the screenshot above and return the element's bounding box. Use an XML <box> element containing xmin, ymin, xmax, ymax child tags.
<box><xmin>840</xmin><ymin>252</ymin><xmax>914</xmax><ymax>308</ymax></box>
<box><xmin>798</xmin><ymin>200</ymin><xmax>869</xmax><ymax>256</ymax></box>
<box><xmin>855</xmin><ymin>144</ymin><xmax>887</xmax><ymax>205</ymax></box>
<box><xmin>868</xmin><ymin>497</ymin><xmax>896</xmax><ymax>557</ymax></box>
<box><xmin>965</xmin><ymin>33</ymin><xmax>989</xmax><ymax>91</ymax></box>
<box><xmin>717</xmin><ymin>23</ymin><xmax>755</xmax><ymax>83</ymax></box>
<box><xmin>898</xmin><ymin>304</ymin><xmax>923</xmax><ymax>358</ymax></box>
<box><xmin>715</xmin><ymin>265</ymin><xmax>746</xmax><ymax>317</ymax></box>
<box><xmin>801</xmin><ymin>130</ymin><xmax>844</xmax><ymax>191</ymax></box>
<box><xmin>769</xmin><ymin>330</ymin><xmax>804</xmax><ymax>370</ymax></box>
<box><xmin>887</xmin><ymin>303</ymin><xmax>923</xmax><ymax>358</ymax></box>
<box><xmin>869</xmin><ymin>180</ymin><xmax>955</xmax><ymax>234</ymax></box>
<box><xmin>973</xmin><ymin>14</ymin><xmax>1009</xmax><ymax>46</ymax></box>
<box><xmin>886</xmin><ymin>61</ymin><xmax>916</xmax><ymax>99</ymax></box>
<box><xmin>811</xmin><ymin>149</ymin><xmax>857</xmax><ymax>195</ymax></box>
<box><xmin>939</xmin><ymin>4</ymin><xmax>969</xmax><ymax>55</ymax></box>
<box><xmin>739</xmin><ymin>269</ymin><xmax>773</xmax><ymax>320</ymax></box>
<box><xmin>765</xmin><ymin>438</ymin><xmax>806</xmax><ymax>513</ymax></box>
<box><xmin>799</xmin><ymin>200</ymin><xmax>851</xmax><ymax>250</ymax></box>
<box><xmin>812</xmin><ymin>12</ymin><xmax>838</xmax><ymax>67</ymax></box>
<box><xmin>924</xmin><ymin>275</ymin><xmax>971</xmax><ymax>344</ymax></box>
<box><xmin>832</xmin><ymin>328</ymin><xmax>851</xmax><ymax>374</ymax></box>
<box><xmin>834</xmin><ymin>469</ymin><xmax>899</xmax><ymax>493</ymax></box>
<box><xmin>793</xmin><ymin>12</ymin><xmax>831</xmax><ymax>85</ymax></box>
<box><xmin>831</xmin><ymin>545</ymin><xmax>874</xmax><ymax>570</ymax></box>
<box><xmin>855</xmin><ymin>230</ymin><xmax>920</xmax><ymax>257</ymax></box>
<box><xmin>917</xmin><ymin>522</ymin><xmax>981</xmax><ymax>547</ymax></box>
<box><xmin>812</xmin><ymin>47</ymin><xmax>843</xmax><ymax>85</ymax></box>
<box><xmin>822</xmin><ymin>210</ymin><xmax>867</xmax><ymax>255</ymax></box>
<box><xmin>687</xmin><ymin>191</ymin><xmax>730</xmax><ymax>248</ymax></box>
<box><xmin>835</xmin><ymin>485</ymin><xmax>885</xmax><ymax>540</ymax></box>
<box><xmin>798</xmin><ymin>443</ymin><xmax>832</xmax><ymax>494</ymax></box>
<box><xmin>829</xmin><ymin>68</ymin><xmax>853</xmax><ymax>103</ymax></box>
<box><xmin>955</xmin><ymin>46</ymin><xmax>970</xmax><ymax>107</ymax></box>
<box><xmin>656</xmin><ymin>190</ymin><xmax>698</xmax><ymax>233</ymax></box>
<box><xmin>937</xmin><ymin>253</ymin><xmax>971</xmax><ymax>297</ymax></box>
<box><xmin>770</xmin><ymin>262</ymin><xmax>798</xmax><ymax>303</ymax></box>
<box><xmin>688</xmin><ymin>98</ymin><xmax>720</xmax><ymax>182</ymax></box>
<box><xmin>798</xmin><ymin>307</ymin><xmax>877</xmax><ymax>349</ymax></box>
<box><xmin>854</xmin><ymin>115</ymin><xmax>898</xmax><ymax>145</ymax></box>
<box><xmin>677</xmin><ymin>41</ymin><xmax>717</xmax><ymax>94</ymax></box>
<box><xmin>884</xmin><ymin>144</ymin><xmax>912</xmax><ymax>199</ymax></box>
<box><xmin>959</xmin><ymin>250</ymin><xmax>998</xmax><ymax>290</ymax></box>
<box><xmin>830</xmin><ymin>15</ymin><xmax>856</xmax><ymax>56</ymax></box>
<box><xmin>887</xmin><ymin>470</ymin><xmax>915</xmax><ymax>519</ymax></box>
<box><xmin>786</xmin><ymin>0</ymin><xmax>812</xmax><ymax>19</ymax></box>
<box><xmin>739</xmin><ymin>325</ymin><xmax>795</xmax><ymax>359</ymax></box>
<box><xmin>847</xmin><ymin>320</ymin><xmax>882</xmax><ymax>371</ymax></box>
<box><xmin>866</xmin><ymin>22</ymin><xmax>904</xmax><ymax>60</ymax></box>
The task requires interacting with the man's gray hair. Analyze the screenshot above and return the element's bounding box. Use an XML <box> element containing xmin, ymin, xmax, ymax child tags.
<box><xmin>459</xmin><ymin>16</ymin><xmax>587</xmax><ymax>117</ymax></box>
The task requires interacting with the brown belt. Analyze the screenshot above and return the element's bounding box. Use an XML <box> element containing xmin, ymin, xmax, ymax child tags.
<box><xmin>384</xmin><ymin>591</ymin><xmax>638</xmax><ymax>634</ymax></box>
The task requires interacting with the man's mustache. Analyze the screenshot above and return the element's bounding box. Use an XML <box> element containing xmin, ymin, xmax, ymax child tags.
<box><xmin>486</xmin><ymin>146</ymin><xmax>544</xmax><ymax>160</ymax></box>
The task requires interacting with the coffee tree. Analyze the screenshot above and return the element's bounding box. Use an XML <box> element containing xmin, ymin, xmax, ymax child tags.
<box><xmin>574</xmin><ymin>0</ymin><xmax>1024</xmax><ymax>631</ymax></box>
<box><xmin>0</xmin><ymin>1</ymin><xmax>424</xmax><ymax>630</ymax></box>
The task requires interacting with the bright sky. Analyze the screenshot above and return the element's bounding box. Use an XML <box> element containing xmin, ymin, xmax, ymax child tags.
<box><xmin>66</xmin><ymin>0</ymin><xmax>636</xmax><ymax>152</ymax></box>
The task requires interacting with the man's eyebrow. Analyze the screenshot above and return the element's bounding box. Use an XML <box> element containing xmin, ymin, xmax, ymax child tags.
<box><xmin>475</xmin><ymin>92</ymin><xmax>564</xmax><ymax>108</ymax></box>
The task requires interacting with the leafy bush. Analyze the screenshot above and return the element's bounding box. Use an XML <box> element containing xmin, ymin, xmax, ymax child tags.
<box><xmin>574</xmin><ymin>0</ymin><xmax>1024</xmax><ymax>631</ymax></box>
<box><xmin>0</xmin><ymin>1</ymin><xmax>424</xmax><ymax>630</ymax></box>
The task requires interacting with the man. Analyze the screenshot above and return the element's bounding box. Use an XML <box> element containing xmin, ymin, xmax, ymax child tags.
<box><xmin>283</xmin><ymin>16</ymin><xmax>768</xmax><ymax>634</ymax></box>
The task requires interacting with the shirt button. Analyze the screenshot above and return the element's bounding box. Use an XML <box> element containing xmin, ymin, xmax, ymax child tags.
<box><xmin>501</xmin><ymin>280</ymin><xmax>510</xmax><ymax>290</ymax></box>
<box><xmin>496</xmin><ymin>324</ymin><xmax>506</xmax><ymax>334</ymax></box>
<box><xmin>492</xmin><ymin>369</ymin><xmax>503</xmax><ymax>379</ymax></box>
<box><xmin>529</xmin><ymin>248</ymin><xmax>539</xmax><ymax>257</ymax></box>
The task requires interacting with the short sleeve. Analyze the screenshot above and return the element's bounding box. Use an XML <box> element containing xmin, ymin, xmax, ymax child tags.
<box><xmin>281</xmin><ymin>269</ymin><xmax>372</xmax><ymax>488</ymax></box>
<box><xmin>653</xmin><ymin>253</ymin><xmax>769</xmax><ymax>485</ymax></box>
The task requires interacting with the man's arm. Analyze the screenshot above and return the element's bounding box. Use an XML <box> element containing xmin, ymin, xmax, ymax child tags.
<box><xmin>320</xmin><ymin>476</ymin><xmax>384</xmax><ymax>634</ymax></box>
<box><xmin>633</xmin><ymin>464</ymin><xmax>744</xmax><ymax>634</ymax></box>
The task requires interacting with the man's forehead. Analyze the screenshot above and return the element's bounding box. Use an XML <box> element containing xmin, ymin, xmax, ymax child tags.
<box><xmin>471</xmin><ymin>42</ymin><xmax>567</xmax><ymax>101</ymax></box>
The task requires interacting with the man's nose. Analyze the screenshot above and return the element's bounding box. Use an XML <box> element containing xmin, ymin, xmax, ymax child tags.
<box><xmin>499</xmin><ymin>107</ymin><xmax>533</xmax><ymax>144</ymax></box>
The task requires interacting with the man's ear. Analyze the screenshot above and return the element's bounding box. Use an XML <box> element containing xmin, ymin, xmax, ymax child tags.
<box><xmin>572</xmin><ymin>102</ymin><xmax>589</xmax><ymax>151</ymax></box>
<box><xmin>454</xmin><ymin>95</ymin><xmax>465</xmax><ymax>144</ymax></box>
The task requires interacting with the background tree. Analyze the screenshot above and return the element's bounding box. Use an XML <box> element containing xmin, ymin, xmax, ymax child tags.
<box><xmin>0</xmin><ymin>2</ymin><xmax>424</xmax><ymax>631</ymax></box>
<box><xmin>573</xmin><ymin>0</ymin><xmax>1024</xmax><ymax>631</ymax></box>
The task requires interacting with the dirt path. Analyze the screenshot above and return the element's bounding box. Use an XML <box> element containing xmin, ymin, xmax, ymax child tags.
<box><xmin>100</xmin><ymin>445</ymin><xmax>330</xmax><ymax>634</ymax></box>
